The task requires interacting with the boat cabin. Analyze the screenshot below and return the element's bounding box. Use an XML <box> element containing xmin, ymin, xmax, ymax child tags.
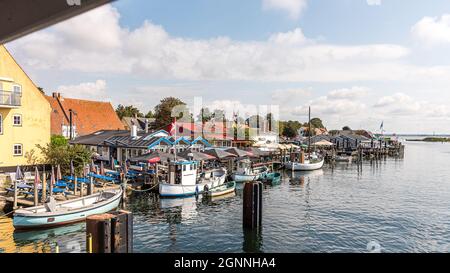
<box><xmin>168</xmin><ymin>161</ymin><xmax>198</xmax><ymax>186</ymax></box>
<box><xmin>236</xmin><ymin>159</ymin><xmax>253</xmax><ymax>175</ymax></box>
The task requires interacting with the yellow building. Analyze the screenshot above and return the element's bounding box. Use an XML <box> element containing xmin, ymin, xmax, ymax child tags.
<box><xmin>0</xmin><ymin>45</ymin><xmax>51</xmax><ymax>170</ymax></box>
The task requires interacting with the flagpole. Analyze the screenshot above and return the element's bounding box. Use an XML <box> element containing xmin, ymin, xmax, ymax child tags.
<box><xmin>174</xmin><ymin>117</ymin><xmax>177</xmax><ymax>162</ymax></box>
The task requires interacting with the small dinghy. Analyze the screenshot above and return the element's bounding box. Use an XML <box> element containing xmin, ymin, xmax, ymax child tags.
<box><xmin>205</xmin><ymin>181</ymin><xmax>236</xmax><ymax>197</ymax></box>
<box><xmin>231</xmin><ymin>159</ymin><xmax>268</xmax><ymax>183</ymax></box>
<box><xmin>259</xmin><ymin>172</ymin><xmax>282</xmax><ymax>186</ymax></box>
<box><xmin>13</xmin><ymin>187</ymin><xmax>122</xmax><ymax>230</ymax></box>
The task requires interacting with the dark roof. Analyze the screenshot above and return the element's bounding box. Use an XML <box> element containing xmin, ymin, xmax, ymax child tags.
<box><xmin>71</xmin><ymin>130</ymin><xmax>129</xmax><ymax>146</ymax></box>
<box><xmin>203</xmin><ymin>148</ymin><xmax>237</xmax><ymax>160</ymax></box>
<box><xmin>225</xmin><ymin>147</ymin><xmax>252</xmax><ymax>158</ymax></box>
<box><xmin>130</xmin><ymin>151</ymin><xmax>184</xmax><ymax>163</ymax></box>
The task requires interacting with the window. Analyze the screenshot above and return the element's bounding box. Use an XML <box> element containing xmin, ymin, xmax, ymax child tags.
<box><xmin>13</xmin><ymin>85</ymin><xmax>22</xmax><ymax>96</ymax></box>
<box><xmin>13</xmin><ymin>114</ymin><xmax>22</xmax><ymax>126</ymax></box>
<box><xmin>13</xmin><ymin>144</ymin><xmax>23</xmax><ymax>156</ymax></box>
<box><xmin>183</xmin><ymin>165</ymin><xmax>186</xmax><ymax>171</ymax></box>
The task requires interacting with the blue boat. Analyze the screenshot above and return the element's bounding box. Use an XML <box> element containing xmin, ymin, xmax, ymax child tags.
<box><xmin>13</xmin><ymin>187</ymin><xmax>122</xmax><ymax>230</ymax></box>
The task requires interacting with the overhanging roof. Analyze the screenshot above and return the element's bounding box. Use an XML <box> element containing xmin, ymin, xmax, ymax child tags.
<box><xmin>0</xmin><ymin>0</ymin><xmax>115</xmax><ymax>44</ymax></box>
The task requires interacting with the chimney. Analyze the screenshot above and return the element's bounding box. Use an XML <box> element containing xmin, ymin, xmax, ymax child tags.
<box><xmin>144</xmin><ymin>119</ymin><xmax>149</xmax><ymax>134</ymax></box>
<box><xmin>131</xmin><ymin>124</ymin><xmax>138</xmax><ymax>139</ymax></box>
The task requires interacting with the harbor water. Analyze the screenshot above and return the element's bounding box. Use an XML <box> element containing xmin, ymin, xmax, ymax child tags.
<box><xmin>1</xmin><ymin>141</ymin><xmax>450</xmax><ymax>253</ymax></box>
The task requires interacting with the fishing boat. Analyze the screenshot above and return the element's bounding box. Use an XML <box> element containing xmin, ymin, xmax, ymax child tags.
<box><xmin>159</xmin><ymin>161</ymin><xmax>227</xmax><ymax>197</ymax></box>
<box><xmin>284</xmin><ymin>157</ymin><xmax>325</xmax><ymax>171</ymax></box>
<box><xmin>13</xmin><ymin>187</ymin><xmax>122</xmax><ymax>230</ymax></box>
<box><xmin>284</xmin><ymin>106</ymin><xmax>325</xmax><ymax>172</ymax></box>
<box><xmin>335</xmin><ymin>155</ymin><xmax>353</xmax><ymax>163</ymax></box>
<box><xmin>231</xmin><ymin>159</ymin><xmax>268</xmax><ymax>182</ymax></box>
<box><xmin>205</xmin><ymin>181</ymin><xmax>236</xmax><ymax>197</ymax></box>
<box><xmin>259</xmin><ymin>172</ymin><xmax>282</xmax><ymax>186</ymax></box>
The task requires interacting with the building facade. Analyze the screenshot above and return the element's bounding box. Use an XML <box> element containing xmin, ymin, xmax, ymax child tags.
<box><xmin>0</xmin><ymin>45</ymin><xmax>51</xmax><ymax>169</ymax></box>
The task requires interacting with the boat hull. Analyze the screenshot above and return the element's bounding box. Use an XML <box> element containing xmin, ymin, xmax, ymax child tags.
<box><xmin>231</xmin><ymin>173</ymin><xmax>260</xmax><ymax>183</ymax></box>
<box><xmin>208</xmin><ymin>182</ymin><xmax>236</xmax><ymax>197</ymax></box>
<box><xmin>284</xmin><ymin>159</ymin><xmax>324</xmax><ymax>171</ymax></box>
<box><xmin>13</xmin><ymin>189</ymin><xmax>122</xmax><ymax>230</ymax></box>
<box><xmin>260</xmin><ymin>173</ymin><xmax>282</xmax><ymax>185</ymax></box>
<box><xmin>159</xmin><ymin>174</ymin><xmax>226</xmax><ymax>197</ymax></box>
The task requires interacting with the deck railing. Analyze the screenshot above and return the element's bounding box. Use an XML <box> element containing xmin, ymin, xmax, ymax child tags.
<box><xmin>0</xmin><ymin>90</ymin><xmax>21</xmax><ymax>107</ymax></box>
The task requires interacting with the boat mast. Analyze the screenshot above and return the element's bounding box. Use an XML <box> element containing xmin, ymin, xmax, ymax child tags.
<box><xmin>308</xmin><ymin>106</ymin><xmax>311</xmax><ymax>153</ymax></box>
<box><xmin>174</xmin><ymin>117</ymin><xmax>177</xmax><ymax>161</ymax></box>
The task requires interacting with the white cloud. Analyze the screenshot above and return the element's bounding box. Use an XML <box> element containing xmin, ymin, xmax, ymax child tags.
<box><xmin>374</xmin><ymin>92</ymin><xmax>450</xmax><ymax>117</ymax></box>
<box><xmin>262</xmin><ymin>0</ymin><xmax>307</xmax><ymax>20</ymax></box>
<box><xmin>269</xmin><ymin>28</ymin><xmax>311</xmax><ymax>46</ymax></box>
<box><xmin>411</xmin><ymin>14</ymin><xmax>450</xmax><ymax>46</ymax></box>
<box><xmin>57</xmin><ymin>80</ymin><xmax>108</xmax><ymax>101</ymax></box>
<box><xmin>327</xmin><ymin>86</ymin><xmax>369</xmax><ymax>100</ymax></box>
<box><xmin>366</xmin><ymin>0</ymin><xmax>381</xmax><ymax>6</ymax></box>
<box><xmin>8</xmin><ymin>5</ymin><xmax>417</xmax><ymax>84</ymax></box>
<box><xmin>271</xmin><ymin>88</ymin><xmax>311</xmax><ymax>103</ymax></box>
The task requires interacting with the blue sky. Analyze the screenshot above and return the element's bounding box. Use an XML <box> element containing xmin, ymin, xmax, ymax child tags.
<box><xmin>7</xmin><ymin>0</ymin><xmax>450</xmax><ymax>133</ymax></box>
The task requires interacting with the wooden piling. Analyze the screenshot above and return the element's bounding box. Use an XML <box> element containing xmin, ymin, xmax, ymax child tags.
<box><xmin>243</xmin><ymin>182</ymin><xmax>263</xmax><ymax>230</ymax></box>
<box><xmin>33</xmin><ymin>181</ymin><xmax>38</xmax><ymax>207</ymax></box>
<box><xmin>86</xmin><ymin>210</ymin><xmax>133</xmax><ymax>253</ymax></box>
<box><xmin>88</xmin><ymin>176</ymin><xmax>94</xmax><ymax>195</ymax></box>
<box><xmin>13</xmin><ymin>179</ymin><xmax>18</xmax><ymax>210</ymax></box>
<box><xmin>74</xmin><ymin>176</ymin><xmax>78</xmax><ymax>196</ymax></box>
<box><xmin>41</xmin><ymin>169</ymin><xmax>47</xmax><ymax>203</ymax></box>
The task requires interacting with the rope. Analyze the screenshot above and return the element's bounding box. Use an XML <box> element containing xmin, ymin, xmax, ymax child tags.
<box><xmin>0</xmin><ymin>210</ymin><xmax>14</xmax><ymax>218</ymax></box>
<box><xmin>126</xmin><ymin>183</ymin><xmax>159</xmax><ymax>193</ymax></box>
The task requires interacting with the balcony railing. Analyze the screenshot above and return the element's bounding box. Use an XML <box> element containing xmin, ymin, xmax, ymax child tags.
<box><xmin>0</xmin><ymin>90</ymin><xmax>21</xmax><ymax>107</ymax></box>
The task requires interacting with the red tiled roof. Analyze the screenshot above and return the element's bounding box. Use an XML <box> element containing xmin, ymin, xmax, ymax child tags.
<box><xmin>46</xmin><ymin>94</ymin><xmax>125</xmax><ymax>136</ymax></box>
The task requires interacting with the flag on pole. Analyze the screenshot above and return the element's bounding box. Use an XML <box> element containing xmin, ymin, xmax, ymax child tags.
<box><xmin>168</xmin><ymin>118</ymin><xmax>176</xmax><ymax>136</ymax></box>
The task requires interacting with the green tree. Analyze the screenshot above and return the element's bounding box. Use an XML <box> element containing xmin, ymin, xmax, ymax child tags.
<box><xmin>37</xmin><ymin>142</ymin><xmax>92</xmax><ymax>176</ymax></box>
<box><xmin>115</xmin><ymin>104</ymin><xmax>144</xmax><ymax>119</ymax></box>
<box><xmin>282</xmin><ymin>125</ymin><xmax>298</xmax><ymax>138</ymax></box>
<box><xmin>51</xmin><ymin>135</ymin><xmax>68</xmax><ymax>146</ymax></box>
<box><xmin>145</xmin><ymin>110</ymin><xmax>154</xmax><ymax>118</ymax></box>
<box><xmin>310</xmin><ymin>118</ymin><xmax>325</xmax><ymax>129</ymax></box>
<box><xmin>154</xmin><ymin>97</ymin><xmax>188</xmax><ymax>128</ymax></box>
<box><xmin>343</xmin><ymin>126</ymin><xmax>352</xmax><ymax>131</ymax></box>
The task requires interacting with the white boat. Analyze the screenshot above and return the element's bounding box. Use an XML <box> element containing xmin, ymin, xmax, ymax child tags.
<box><xmin>205</xmin><ymin>181</ymin><xmax>236</xmax><ymax>197</ymax></box>
<box><xmin>231</xmin><ymin>159</ymin><xmax>268</xmax><ymax>182</ymax></box>
<box><xmin>335</xmin><ymin>155</ymin><xmax>352</xmax><ymax>163</ymax></box>
<box><xmin>284</xmin><ymin>158</ymin><xmax>324</xmax><ymax>171</ymax></box>
<box><xmin>159</xmin><ymin>161</ymin><xmax>227</xmax><ymax>197</ymax></box>
<box><xmin>13</xmin><ymin>188</ymin><xmax>122</xmax><ymax>230</ymax></box>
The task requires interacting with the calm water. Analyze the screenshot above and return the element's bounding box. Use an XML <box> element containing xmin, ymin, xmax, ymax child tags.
<box><xmin>2</xmin><ymin>141</ymin><xmax>450</xmax><ymax>253</ymax></box>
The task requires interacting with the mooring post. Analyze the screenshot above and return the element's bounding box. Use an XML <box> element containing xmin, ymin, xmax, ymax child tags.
<box><xmin>33</xmin><ymin>180</ymin><xmax>39</xmax><ymax>207</ymax></box>
<box><xmin>120</xmin><ymin>173</ymin><xmax>127</xmax><ymax>200</ymax></box>
<box><xmin>13</xmin><ymin>179</ymin><xmax>18</xmax><ymax>210</ymax></box>
<box><xmin>41</xmin><ymin>168</ymin><xmax>47</xmax><ymax>203</ymax></box>
<box><xmin>88</xmin><ymin>176</ymin><xmax>94</xmax><ymax>195</ymax></box>
<box><xmin>243</xmin><ymin>181</ymin><xmax>263</xmax><ymax>230</ymax></box>
<box><xmin>74</xmin><ymin>176</ymin><xmax>78</xmax><ymax>196</ymax></box>
<box><xmin>86</xmin><ymin>210</ymin><xmax>133</xmax><ymax>253</ymax></box>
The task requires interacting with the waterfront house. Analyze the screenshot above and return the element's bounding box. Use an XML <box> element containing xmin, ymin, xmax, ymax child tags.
<box><xmin>71</xmin><ymin>128</ymin><xmax>211</xmax><ymax>165</ymax></box>
<box><xmin>46</xmin><ymin>92</ymin><xmax>124</xmax><ymax>139</ymax></box>
<box><xmin>0</xmin><ymin>45</ymin><xmax>51</xmax><ymax>171</ymax></box>
<box><xmin>122</xmin><ymin>117</ymin><xmax>156</xmax><ymax>132</ymax></box>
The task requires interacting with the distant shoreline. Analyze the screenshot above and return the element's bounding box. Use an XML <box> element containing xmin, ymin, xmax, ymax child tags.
<box><xmin>406</xmin><ymin>137</ymin><xmax>450</xmax><ymax>142</ymax></box>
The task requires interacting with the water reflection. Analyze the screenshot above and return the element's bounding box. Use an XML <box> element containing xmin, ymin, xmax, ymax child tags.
<box><xmin>288</xmin><ymin>169</ymin><xmax>324</xmax><ymax>186</ymax></box>
<box><xmin>243</xmin><ymin>228</ymin><xmax>263</xmax><ymax>253</ymax></box>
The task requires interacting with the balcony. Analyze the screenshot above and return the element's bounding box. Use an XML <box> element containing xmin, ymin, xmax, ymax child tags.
<box><xmin>0</xmin><ymin>90</ymin><xmax>21</xmax><ymax>108</ymax></box>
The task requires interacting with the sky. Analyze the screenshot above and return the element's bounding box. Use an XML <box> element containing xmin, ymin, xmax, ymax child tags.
<box><xmin>6</xmin><ymin>0</ymin><xmax>450</xmax><ymax>134</ymax></box>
